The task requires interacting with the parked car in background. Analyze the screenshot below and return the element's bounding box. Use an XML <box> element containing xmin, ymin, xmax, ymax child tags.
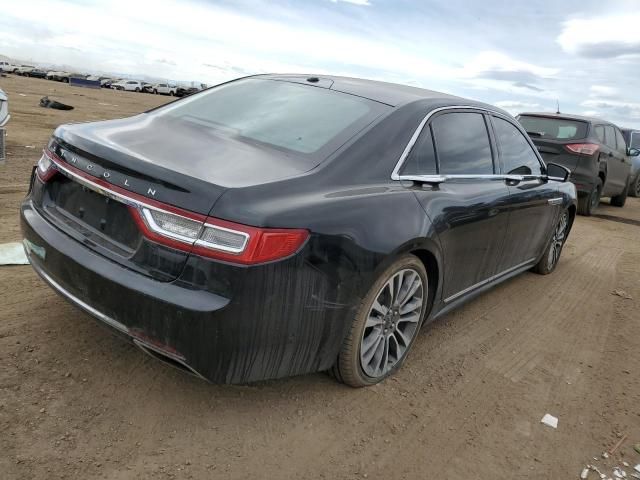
<box><xmin>142</xmin><ymin>82</ymin><xmax>154</xmax><ymax>93</ymax></box>
<box><xmin>518</xmin><ymin>113</ymin><xmax>634</xmax><ymax>215</ymax></box>
<box><xmin>0</xmin><ymin>87</ymin><xmax>9</xmax><ymax>126</ymax></box>
<box><xmin>152</xmin><ymin>83</ymin><xmax>178</xmax><ymax>95</ymax></box>
<box><xmin>0</xmin><ymin>60</ymin><xmax>19</xmax><ymax>73</ymax></box>
<box><xmin>101</xmin><ymin>78</ymin><xmax>117</xmax><ymax>88</ymax></box>
<box><xmin>112</xmin><ymin>80</ymin><xmax>143</xmax><ymax>92</ymax></box>
<box><xmin>46</xmin><ymin>71</ymin><xmax>66</xmax><ymax>81</ymax></box>
<box><xmin>176</xmin><ymin>86</ymin><xmax>201</xmax><ymax>97</ymax></box>
<box><xmin>23</xmin><ymin>68</ymin><xmax>47</xmax><ymax>79</ymax></box>
<box><xmin>23</xmin><ymin>75</ymin><xmax>577</xmax><ymax>387</ymax></box>
<box><xmin>621</xmin><ymin>128</ymin><xmax>640</xmax><ymax>197</ymax></box>
<box><xmin>15</xmin><ymin>65</ymin><xmax>36</xmax><ymax>75</ymax></box>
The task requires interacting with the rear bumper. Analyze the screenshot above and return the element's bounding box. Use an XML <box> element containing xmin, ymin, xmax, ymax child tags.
<box><xmin>21</xmin><ymin>199</ymin><xmax>354</xmax><ymax>383</ymax></box>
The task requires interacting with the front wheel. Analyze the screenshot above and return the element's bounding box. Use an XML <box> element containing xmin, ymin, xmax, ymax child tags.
<box><xmin>332</xmin><ymin>254</ymin><xmax>429</xmax><ymax>387</ymax></box>
<box><xmin>532</xmin><ymin>209</ymin><xmax>570</xmax><ymax>275</ymax></box>
<box><xmin>629</xmin><ymin>175</ymin><xmax>640</xmax><ymax>198</ymax></box>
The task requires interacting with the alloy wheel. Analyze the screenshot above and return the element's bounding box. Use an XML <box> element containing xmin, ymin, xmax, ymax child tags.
<box><xmin>360</xmin><ymin>268</ymin><xmax>425</xmax><ymax>378</ymax></box>
<box><xmin>547</xmin><ymin>212</ymin><xmax>569</xmax><ymax>270</ymax></box>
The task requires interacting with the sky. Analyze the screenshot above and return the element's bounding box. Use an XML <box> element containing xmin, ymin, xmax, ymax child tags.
<box><xmin>2</xmin><ymin>0</ymin><xmax>640</xmax><ymax>128</ymax></box>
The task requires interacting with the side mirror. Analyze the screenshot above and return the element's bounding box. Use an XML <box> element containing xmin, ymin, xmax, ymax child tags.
<box><xmin>545</xmin><ymin>163</ymin><xmax>571</xmax><ymax>182</ymax></box>
<box><xmin>628</xmin><ymin>148</ymin><xmax>640</xmax><ymax>157</ymax></box>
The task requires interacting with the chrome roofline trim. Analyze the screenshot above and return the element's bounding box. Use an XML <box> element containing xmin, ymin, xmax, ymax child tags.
<box><xmin>444</xmin><ymin>257</ymin><xmax>537</xmax><ymax>304</ymax></box>
<box><xmin>391</xmin><ymin>105</ymin><xmax>547</xmax><ymax>181</ymax></box>
<box><xmin>391</xmin><ymin>105</ymin><xmax>490</xmax><ymax>181</ymax></box>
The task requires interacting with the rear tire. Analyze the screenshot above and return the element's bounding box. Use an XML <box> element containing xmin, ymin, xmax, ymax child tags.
<box><xmin>331</xmin><ymin>254</ymin><xmax>429</xmax><ymax>387</ymax></box>
<box><xmin>532</xmin><ymin>209</ymin><xmax>570</xmax><ymax>275</ymax></box>
<box><xmin>611</xmin><ymin>178</ymin><xmax>630</xmax><ymax>207</ymax></box>
<box><xmin>577</xmin><ymin>179</ymin><xmax>602</xmax><ymax>216</ymax></box>
<box><xmin>629</xmin><ymin>175</ymin><xmax>640</xmax><ymax>198</ymax></box>
<box><xmin>135</xmin><ymin>87</ymin><xmax>140</xmax><ymax>92</ymax></box>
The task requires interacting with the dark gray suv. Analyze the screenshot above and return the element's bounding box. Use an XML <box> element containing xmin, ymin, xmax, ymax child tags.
<box><xmin>518</xmin><ymin>113</ymin><xmax>638</xmax><ymax>215</ymax></box>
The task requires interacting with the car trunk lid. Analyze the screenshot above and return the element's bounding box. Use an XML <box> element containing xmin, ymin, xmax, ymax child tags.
<box><xmin>36</xmin><ymin>114</ymin><xmax>319</xmax><ymax>281</ymax></box>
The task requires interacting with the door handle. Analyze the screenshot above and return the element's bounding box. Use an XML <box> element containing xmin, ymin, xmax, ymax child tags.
<box><xmin>504</xmin><ymin>175</ymin><xmax>523</xmax><ymax>185</ymax></box>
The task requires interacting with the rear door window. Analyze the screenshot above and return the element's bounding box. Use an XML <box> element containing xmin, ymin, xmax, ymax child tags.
<box><xmin>517</xmin><ymin>116</ymin><xmax>588</xmax><ymax>140</ymax></box>
<box><xmin>400</xmin><ymin>126</ymin><xmax>437</xmax><ymax>175</ymax></box>
<box><xmin>604</xmin><ymin>126</ymin><xmax>616</xmax><ymax>149</ymax></box>
<box><xmin>431</xmin><ymin>112</ymin><xmax>494</xmax><ymax>175</ymax></box>
<box><xmin>615</xmin><ymin>128</ymin><xmax>627</xmax><ymax>153</ymax></box>
<box><xmin>594</xmin><ymin>125</ymin><xmax>605</xmax><ymax>143</ymax></box>
<box><xmin>493</xmin><ymin>117</ymin><xmax>543</xmax><ymax>175</ymax></box>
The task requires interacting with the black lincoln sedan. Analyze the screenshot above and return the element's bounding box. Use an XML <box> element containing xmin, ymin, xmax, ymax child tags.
<box><xmin>21</xmin><ymin>75</ymin><xmax>577</xmax><ymax>387</ymax></box>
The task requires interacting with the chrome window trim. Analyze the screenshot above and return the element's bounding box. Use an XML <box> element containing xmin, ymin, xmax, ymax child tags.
<box><xmin>396</xmin><ymin>173</ymin><xmax>546</xmax><ymax>184</ymax></box>
<box><xmin>391</xmin><ymin>105</ymin><xmax>547</xmax><ymax>181</ymax></box>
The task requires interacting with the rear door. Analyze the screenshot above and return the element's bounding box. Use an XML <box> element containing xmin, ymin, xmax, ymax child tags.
<box><xmin>614</xmin><ymin>127</ymin><xmax>632</xmax><ymax>191</ymax></box>
<box><xmin>407</xmin><ymin>110</ymin><xmax>511</xmax><ymax>302</ymax></box>
<box><xmin>603</xmin><ymin>125</ymin><xmax>625</xmax><ymax>195</ymax></box>
<box><xmin>490</xmin><ymin>115</ymin><xmax>559</xmax><ymax>270</ymax></box>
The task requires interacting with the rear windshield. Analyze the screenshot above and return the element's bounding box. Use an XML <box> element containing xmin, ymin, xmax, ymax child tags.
<box><xmin>155</xmin><ymin>78</ymin><xmax>383</xmax><ymax>155</ymax></box>
<box><xmin>518</xmin><ymin>115</ymin><xmax>588</xmax><ymax>141</ymax></box>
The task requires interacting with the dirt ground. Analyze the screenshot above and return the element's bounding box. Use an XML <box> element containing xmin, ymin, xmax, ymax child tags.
<box><xmin>1</xmin><ymin>75</ymin><xmax>640</xmax><ymax>480</ymax></box>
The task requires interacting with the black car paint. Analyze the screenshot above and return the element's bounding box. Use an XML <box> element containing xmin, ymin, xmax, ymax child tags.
<box><xmin>518</xmin><ymin>113</ymin><xmax>631</xmax><ymax>199</ymax></box>
<box><xmin>20</xmin><ymin>75</ymin><xmax>577</xmax><ymax>383</ymax></box>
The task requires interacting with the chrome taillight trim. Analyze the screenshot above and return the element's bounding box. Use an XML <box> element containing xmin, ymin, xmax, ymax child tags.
<box><xmin>45</xmin><ymin>150</ymin><xmax>251</xmax><ymax>254</ymax></box>
<box><xmin>194</xmin><ymin>223</ymin><xmax>250</xmax><ymax>254</ymax></box>
<box><xmin>140</xmin><ymin>207</ymin><xmax>203</xmax><ymax>245</ymax></box>
<box><xmin>48</xmin><ymin>150</ymin><xmax>205</xmax><ymax>236</ymax></box>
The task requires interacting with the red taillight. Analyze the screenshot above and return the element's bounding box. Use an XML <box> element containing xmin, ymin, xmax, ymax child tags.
<box><xmin>565</xmin><ymin>143</ymin><xmax>599</xmax><ymax>155</ymax></box>
<box><xmin>192</xmin><ymin>221</ymin><xmax>309</xmax><ymax>264</ymax></box>
<box><xmin>36</xmin><ymin>152</ymin><xmax>58</xmax><ymax>182</ymax></box>
<box><xmin>131</xmin><ymin>206</ymin><xmax>309</xmax><ymax>265</ymax></box>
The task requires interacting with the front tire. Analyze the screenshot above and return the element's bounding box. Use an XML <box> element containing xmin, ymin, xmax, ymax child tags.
<box><xmin>629</xmin><ymin>175</ymin><xmax>640</xmax><ymax>198</ymax></box>
<box><xmin>532</xmin><ymin>209</ymin><xmax>570</xmax><ymax>275</ymax></box>
<box><xmin>332</xmin><ymin>254</ymin><xmax>429</xmax><ymax>387</ymax></box>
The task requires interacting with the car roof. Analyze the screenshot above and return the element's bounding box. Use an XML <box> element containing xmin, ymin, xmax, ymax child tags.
<box><xmin>519</xmin><ymin>111</ymin><xmax>618</xmax><ymax>126</ymax></box>
<box><xmin>257</xmin><ymin>73</ymin><xmax>495</xmax><ymax>110</ymax></box>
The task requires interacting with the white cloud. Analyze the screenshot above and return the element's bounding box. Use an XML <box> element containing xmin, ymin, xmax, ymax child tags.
<box><xmin>581</xmin><ymin>99</ymin><xmax>640</xmax><ymax>120</ymax></box>
<box><xmin>495</xmin><ymin>100</ymin><xmax>541</xmax><ymax>113</ymax></box>
<box><xmin>558</xmin><ymin>13</ymin><xmax>640</xmax><ymax>57</ymax></box>
<box><xmin>463</xmin><ymin>51</ymin><xmax>558</xmax><ymax>79</ymax></box>
<box><xmin>329</xmin><ymin>0</ymin><xmax>371</xmax><ymax>5</ymax></box>
<box><xmin>589</xmin><ymin>85</ymin><xmax>618</xmax><ymax>98</ymax></box>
